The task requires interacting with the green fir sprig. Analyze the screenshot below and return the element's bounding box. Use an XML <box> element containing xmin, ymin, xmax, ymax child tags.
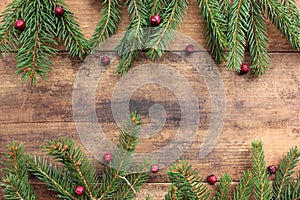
<box><xmin>213</xmin><ymin>173</ymin><xmax>232</xmax><ymax>200</ymax></box>
<box><xmin>0</xmin><ymin>0</ymin><xmax>88</xmax><ymax>83</ymax></box>
<box><xmin>233</xmin><ymin>171</ymin><xmax>253</xmax><ymax>200</ymax></box>
<box><xmin>145</xmin><ymin>0</ymin><xmax>189</xmax><ymax>59</ymax></box>
<box><xmin>1</xmin><ymin>142</ymin><xmax>37</xmax><ymax>200</ymax></box>
<box><xmin>273</xmin><ymin>146</ymin><xmax>300</xmax><ymax>199</ymax></box>
<box><xmin>251</xmin><ymin>141</ymin><xmax>273</xmax><ymax>200</ymax></box>
<box><xmin>197</xmin><ymin>0</ymin><xmax>227</xmax><ymax>64</ymax></box>
<box><xmin>115</xmin><ymin>0</ymin><xmax>148</xmax><ymax>75</ymax></box>
<box><xmin>166</xmin><ymin>160</ymin><xmax>211</xmax><ymax>199</ymax></box>
<box><xmin>89</xmin><ymin>0</ymin><xmax>121</xmax><ymax>50</ymax></box>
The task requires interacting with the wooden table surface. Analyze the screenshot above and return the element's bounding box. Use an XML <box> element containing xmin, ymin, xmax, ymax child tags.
<box><xmin>0</xmin><ymin>0</ymin><xmax>300</xmax><ymax>199</ymax></box>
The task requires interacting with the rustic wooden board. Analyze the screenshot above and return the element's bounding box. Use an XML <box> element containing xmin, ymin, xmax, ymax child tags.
<box><xmin>1</xmin><ymin>0</ymin><xmax>300</xmax><ymax>199</ymax></box>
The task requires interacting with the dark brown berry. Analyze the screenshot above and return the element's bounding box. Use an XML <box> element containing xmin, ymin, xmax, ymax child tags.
<box><xmin>55</xmin><ymin>6</ymin><xmax>65</xmax><ymax>16</ymax></box>
<box><xmin>101</xmin><ymin>56</ymin><xmax>111</xmax><ymax>66</ymax></box>
<box><xmin>75</xmin><ymin>185</ymin><xmax>84</xmax><ymax>195</ymax></box>
<box><xmin>267</xmin><ymin>165</ymin><xmax>277</xmax><ymax>174</ymax></box>
<box><xmin>150</xmin><ymin>164</ymin><xmax>159</xmax><ymax>173</ymax></box>
<box><xmin>103</xmin><ymin>152</ymin><xmax>113</xmax><ymax>163</ymax></box>
<box><xmin>150</xmin><ymin>14</ymin><xmax>161</xmax><ymax>26</ymax></box>
<box><xmin>207</xmin><ymin>174</ymin><xmax>217</xmax><ymax>184</ymax></box>
<box><xmin>185</xmin><ymin>44</ymin><xmax>194</xmax><ymax>55</ymax></box>
<box><xmin>239</xmin><ymin>63</ymin><xmax>249</xmax><ymax>75</ymax></box>
<box><xmin>15</xmin><ymin>19</ymin><xmax>26</xmax><ymax>30</ymax></box>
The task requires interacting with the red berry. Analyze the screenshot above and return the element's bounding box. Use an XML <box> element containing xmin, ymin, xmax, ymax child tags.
<box><xmin>150</xmin><ymin>164</ymin><xmax>159</xmax><ymax>173</ymax></box>
<box><xmin>150</xmin><ymin>14</ymin><xmax>161</xmax><ymax>26</ymax></box>
<box><xmin>185</xmin><ymin>44</ymin><xmax>194</xmax><ymax>55</ymax></box>
<box><xmin>75</xmin><ymin>185</ymin><xmax>84</xmax><ymax>195</ymax></box>
<box><xmin>103</xmin><ymin>152</ymin><xmax>113</xmax><ymax>163</ymax></box>
<box><xmin>23</xmin><ymin>68</ymin><xmax>30</xmax><ymax>73</ymax></box>
<box><xmin>101</xmin><ymin>56</ymin><xmax>111</xmax><ymax>66</ymax></box>
<box><xmin>239</xmin><ymin>63</ymin><xmax>249</xmax><ymax>75</ymax></box>
<box><xmin>267</xmin><ymin>165</ymin><xmax>277</xmax><ymax>174</ymax></box>
<box><xmin>55</xmin><ymin>6</ymin><xmax>65</xmax><ymax>16</ymax></box>
<box><xmin>207</xmin><ymin>174</ymin><xmax>217</xmax><ymax>184</ymax></box>
<box><xmin>15</xmin><ymin>19</ymin><xmax>26</xmax><ymax>30</ymax></box>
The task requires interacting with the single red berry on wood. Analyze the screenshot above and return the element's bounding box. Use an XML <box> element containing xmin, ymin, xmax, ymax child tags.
<box><xmin>15</xmin><ymin>19</ymin><xmax>26</xmax><ymax>30</ymax></box>
<box><xmin>75</xmin><ymin>186</ymin><xmax>84</xmax><ymax>195</ymax></box>
<box><xmin>239</xmin><ymin>63</ymin><xmax>249</xmax><ymax>75</ymax></box>
<box><xmin>185</xmin><ymin>44</ymin><xmax>194</xmax><ymax>55</ymax></box>
<box><xmin>267</xmin><ymin>165</ymin><xmax>277</xmax><ymax>174</ymax></box>
<box><xmin>55</xmin><ymin>6</ymin><xmax>65</xmax><ymax>16</ymax></box>
<box><xmin>150</xmin><ymin>164</ymin><xmax>159</xmax><ymax>173</ymax></box>
<box><xmin>101</xmin><ymin>56</ymin><xmax>111</xmax><ymax>66</ymax></box>
<box><xmin>150</xmin><ymin>14</ymin><xmax>161</xmax><ymax>26</ymax></box>
<box><xmin>207</xmin><ymin>174</ymin><xmax>217</xmax><ymax>184</ymax></box>
<box><xmin>103</xmin><ymin>152</ymin><xmax>113</xmax><ymax>163</ymax></box>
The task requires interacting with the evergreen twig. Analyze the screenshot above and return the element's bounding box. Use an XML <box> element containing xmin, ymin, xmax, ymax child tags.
<box><xmin>213</xmin><ymin>173</ymin><xmax>232</xmax><ymax>200</ymax></box>
<box><xmin>233</xmin><ymin>171</ymin><xmax>253</xmax><ymax>200</ymax></box>
<box><xmin>167</xmin><ymin>160</ymin><xmax>210</xmax><ymax>199</ymax></box>
<box><xmin>164</xmin><ymin>184</ymin><xmax>177</xmax><ymax>200</ymax></box>
<box><xmin>247</xmin><ymin>0</ymin><xmax>269</xmax><ymax>74</ymax></box>
<box><xmin>44</xmin><ymin>137</ymin><xmax>99</xmax><ymax>199</ymax></box>
<box><xmin>96</xmin><ymin>112</ymin><xmax>148</xmax><ymax>200</ymax></box>
<box><xmin>197</xmin><ymin>0</ymin><xmax>227</xmax><ymax>64</ymax></box>
<box><xmin>28</xmin><ymin>157</ymin><xmax>77</xmax><ymax>200</ymax></box>
<box><xmin>251</xmin><ymin>141</ymin><xmax>272</xmax><ymax>200</ymax></box>
<box><xmin>261</xmin><ymin>0</ymin><xmax>300</xmax><ymax>50</ymax></box>
<box><xmin>90</xmin><ymin>0</ymin><xmax>121</xmax><ymax>50</ymax></box>
<box><xmin>1</xmin><ymin>142</ymin><xmax>36</xmax><ymax>200</ymax></box>
<box><xmin>51</xmin><ymin>0</ymin><xmax>89</xmax><ymax>59</ymax></box>
<box><xmin>226</xmin><ymin>0</ymin><xmax>250</xmax><ymax>72</ymax></box>
<box><xmin>146</xmin><ymin>0</ymin><xmax>189</xmax><ymax>59</ymax></box>
<box><xmin>115</xmin><ymin>0</ymin><xmax>148</xmax><ymax>75</ymax></box>
<box><xmin>273</xmin><ymin>146</ymin><xmax>300</xmax><ymax>200</ymax></box>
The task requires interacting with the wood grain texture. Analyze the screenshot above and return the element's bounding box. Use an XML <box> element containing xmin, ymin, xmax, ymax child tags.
<box><xmin>0</xmin><ymin>0</ymin><xmax>300</xmax><ymax>199</ymax></box>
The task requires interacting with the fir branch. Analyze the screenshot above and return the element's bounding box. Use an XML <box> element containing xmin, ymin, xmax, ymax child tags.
<box><xmin>281</xmin><ymin>0</ymin><xmax>300</xmax><ymax>27</ymax></box>
<box><xmin>251</xmin><ymin>141</ymin><xmax>272</xmax><ymax>200</ymax></box>
<box><xmin>115</xmin><ymin>0</ymin><xmax>148</xmax><ymax>75</ymax></box>
<box><xmin>0</xmin><ymin>0</ymin><xmax>26</xmax><ymax>57</ymax></box>
<box><xmin>27</xmin><ymin>156</ymin><xmax>77</xmax><ymax>200</ymax></box>
<box><xmin>226</xmin><ymin>0</ymin><xmax>250</xmax><ymax>72</ymax></box>
<box><xmin>167</xmin><ymin>160</ymin><xmax>210</xmax><ymax>200</ymax></box>
<box><xmin>146</xmin><ymin>0</ymin><xmax>189</xmax><ymax>60</ymax></box>
<box><xmin>51</xmin><ymin>0</ymin><xmax>89</xmax><ymax>59</ymax></box>
<box><xmin>1</xmin><ymin>142</ymin><xmax>36</xmax><ymax>200</ymax></box>
<box><xmin>247</xmin><ymin>0</ymin><xmax>269</xmax><ymax>75</ymax></box>
<box><xmin>197</xmin><ymin>0</ymin><xmax>227</xmax><ymax>64</ymax></box>
<box><xmin>148</xmin><ymin>0</ymin><xmax>165</xmax><ymax>15</ymax></box>
<box><xmin>214</xmin><ymin>173</ymin><xmax>232</xmax><ymax>200</ymax></box>
<box><xmin>97</xmin><ymin>112</ymin><xmax>143</xmax><ymax>199</ymax></box>
<box><xmin>261</xmin><ymin>0</ymin><xmax>300</xmax><ymax>50</ymax></box>
<box><xmin>16</xmin><ymin>0</ymin><xmax>57</xmax><ymax>82</ymax></box>
<box><xmin>273</xmin><ymin>146</ymin><xmax>300</xmax><ymax>200</ymax></box>
<box><xmin>44</xmin><ymin>137</ymin><xmax>99</xmax><ymax>199</ymax></box>
<box><xmin>164</xmin><ymin>184</ymin><xmax>177</xmax><ymax>200</ymax></box>
<box><xmin>116</xmin><ymin>164</ymin><xmax>150</xmax><ymax>200</ymax></box>
<box><xmin>233</xmin><ymin>171</ymin><xmax>254</xmax><ymax>200</ymax></box>
<box><xmin>90</xmin><ymin>0</ymin><xmax>121</xmax><ymax>50</ymax></box>
<box><xmin>116</xmin><ymin>50</ymin><xmax>139</xmax><ymax>75</ymax></box>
